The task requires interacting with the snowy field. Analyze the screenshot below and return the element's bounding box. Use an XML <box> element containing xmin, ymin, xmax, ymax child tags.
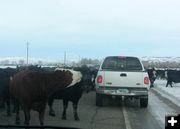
<box><xmin>0</xmin><ymin>66</ymin><xmax>17</xmax><ymax>69</ymax></box>
<box><xmin>154</xmin><ymin>79</ymin><xmax>180</xmax><ymax>107</ymax></box>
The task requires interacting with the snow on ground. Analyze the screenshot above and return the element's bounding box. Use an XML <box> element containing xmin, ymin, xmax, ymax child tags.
<box><xmin>153</xmin><ymin>79</ymin><xmax>180</xmax><ymax>107</ymax></box>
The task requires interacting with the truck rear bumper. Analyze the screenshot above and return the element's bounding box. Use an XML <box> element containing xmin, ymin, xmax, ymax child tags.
<box><xmin>96</xmin><ymin>86</ymin><xmax>148</xmax><ymax>96</ymax></box>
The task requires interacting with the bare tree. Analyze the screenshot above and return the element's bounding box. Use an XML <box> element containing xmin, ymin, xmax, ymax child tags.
<box><xmin>18</xmin><ymin>59</ymin><xmax>25</xmax><ymax>65</ymax></box>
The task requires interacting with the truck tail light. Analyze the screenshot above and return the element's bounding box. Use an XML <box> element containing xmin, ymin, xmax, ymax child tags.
<box><xmin>144</xmin><ymin>77</ymin><xmax>149</xmax><ymax>85</ymax></box>
<box><xmin>97</xmin><ymin>75</ymin><xmax>103</xmax><ymax>84</ymax></box>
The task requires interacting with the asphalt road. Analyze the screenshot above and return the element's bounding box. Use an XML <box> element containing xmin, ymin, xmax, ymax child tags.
<box><xmin>0</xmin><ymin>89</ymin><xmax>180</xmax><ymax>129</ymax></box>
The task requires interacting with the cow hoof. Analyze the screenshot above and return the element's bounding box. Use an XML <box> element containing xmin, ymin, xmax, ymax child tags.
<box><xmin>15</xmin><ymin>121</ymin><xmax>20</xmax><ymax>125</ymax></box>
<box><xmin>16</xmin><ymin>116</ymin><xmax>20</xmax><ymax>125</ymax></box>
<box><xmin>49</xmin><ymin>111</ymin><xmax>56</xmax><ymax>117</ymax></box>
<box><xmin>74</xmin><ymin>116</ymin><xmax>80</xmax><ymax>121</ymax></box>
<box><xmin>24</xmin><ymin>122</ymin><xmax>29</xmax><ymax>125</ymax></box>
<box><xmin>62</xmin><ymin>116</ymin><xmax>66</xmax><ymax>120</ymax></box>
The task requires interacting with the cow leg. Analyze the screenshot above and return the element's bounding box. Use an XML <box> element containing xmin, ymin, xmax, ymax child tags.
<box><xmin>11</xmin><ymin>97</ymin><xmax>16</xmax><ymax>113</ymax></box>
<box><xmin>166</xmin><ymin>80</ymin><xmax>173</xmax><ymax>87</ymax></box>
<box><xmin>166</xmin><ymin>80</ymin><xmax>170</xmax><ymax>87</ymax></box>
<box><xmin>62</xmin><ymin>100</ymin><xmax>68</xmax><ymax>120</ymax></box>
<box><xmin>170</xmin><ymin>81</ymin><xmax>173</xmax><ymax>87</ymax></box>
<box><xmin>150</xmin><ymin>80</ymin><xmax>153</xmax><ymax>88</ymax></box>
<box><xmin>73</xmin><ymin>102</ymin><xmax>79</xmax><ymax>121</ymax></box>
<box><xmin>48</xmin><ymin>97</ymin><xmax>56</xmax><ymax>116</ymax></box>
<box><xmin>150</xmin><ymin>79</ymin><xmax>155</xmax><ymax>88</ymax></box>
<box><xmin>39</xmin><ymin>107</ymin><xmax>46</xmax><ymax>126</ymax></box>
<box><xmin>24</xmin><ymin>109</ymin><xmax>30</xmax><ymax>125</ymax></box>
<box><xmin>152</xmin><ymin>78</ymin><xmax>156</xmax><ymax>87</ymax></box>
<box><xmin>15</xmin><ymin>101</ymin><xmax>20</xmax><ymax>125</ymax></box>
<box><xmin>166</xmin><ymin>82</ymin><xmax>168</xmax><ymax>87</ymax></box>
<box><xmin>6</xmin><ymin>98</ymin><xmax>11</xmax><ymax>116</ymax></box>
<box><xmin>0</xmin><ymin>98</ymin><xmax>5</xmax><ymax>108</ymax></box>
<box><xmin>13</xmin><ymin>104</ymin><xmax>16</xmax><ymax>113</ymax></box>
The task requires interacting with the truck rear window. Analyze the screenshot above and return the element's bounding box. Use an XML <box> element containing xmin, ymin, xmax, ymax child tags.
<box><xmin>101</xmin><ymin>57</ymin><xmax>143</xmax><ymax>71</ymax></box>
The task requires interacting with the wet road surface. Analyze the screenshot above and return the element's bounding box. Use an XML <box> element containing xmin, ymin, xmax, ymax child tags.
<box><xmin>0</xmin><ymin>89</ymin><xmax>180</xmax><ymax>129</ymax></box>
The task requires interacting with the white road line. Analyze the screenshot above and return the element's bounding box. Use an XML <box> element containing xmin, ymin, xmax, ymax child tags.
<box><xmin>122</xmin><ymin>106</ymin><xmax>132</xmax><ymax>129</ymax></box>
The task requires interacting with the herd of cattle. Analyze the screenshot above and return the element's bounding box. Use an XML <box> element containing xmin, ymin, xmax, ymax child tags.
<box><xmin>0</xmin><ymin>65</ymin><xmax>97</xmax><ymax>125</ymax></box>
<box><xmin>147</xmin><ymin>68</ymin><xmax>180</xmax><ymax>87</ymax></box>
<box><xmin>0</xmin><ymin>65</ymin><xmax>180</xmax><ymax>126</ymax></box>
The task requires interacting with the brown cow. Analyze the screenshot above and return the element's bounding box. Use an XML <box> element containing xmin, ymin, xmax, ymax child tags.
<box><xmin>10</xmin><ymin>69</ymin><xmax>81</xmax><ymax>125</ymax></box>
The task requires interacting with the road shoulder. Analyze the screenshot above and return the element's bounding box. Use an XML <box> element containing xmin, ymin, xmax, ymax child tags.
<box><xmin>151</xmin><ymin>87</ymin><xmax>180</xmax><ymax>108</ymax></box>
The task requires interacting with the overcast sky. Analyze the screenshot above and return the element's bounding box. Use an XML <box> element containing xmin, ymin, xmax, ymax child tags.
<box><xmin>0</xmin><ymin>0</ymin><xmax>180</xmax><ymax>61</ymax></box>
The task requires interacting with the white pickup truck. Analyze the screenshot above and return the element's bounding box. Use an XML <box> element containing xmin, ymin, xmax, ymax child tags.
<box><xmin>95</xmin><ymin>56</ymin><xmax>150</xmax><ymax>108</ymax></box>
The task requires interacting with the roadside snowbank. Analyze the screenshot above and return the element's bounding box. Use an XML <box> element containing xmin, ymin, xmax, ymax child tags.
<box><xmin>153</xmin><ymin>79</ymin><xmax>180</xmax><ymax>107</ymax></box>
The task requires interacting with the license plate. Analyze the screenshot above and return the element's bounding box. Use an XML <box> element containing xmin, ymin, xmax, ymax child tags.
<box><xmin>116</xmin><ymin>89</ymin><xmax>129</xmax><ymax>94</ymax></box>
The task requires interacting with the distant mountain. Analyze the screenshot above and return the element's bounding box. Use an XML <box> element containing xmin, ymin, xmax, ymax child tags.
<box><xmin>141</xmin><ymin>56</ymin><xmax>180</xmax><ymax>63</ymax></box>
<box><xmin>0</xmin><ymin>57</ymin><xmax>59</xmax><ymax>65</ymax></box>
<box><xmin>1</xmin><ymin>56</ymin><xmax>180</xmax><ymax>66</ymax></box>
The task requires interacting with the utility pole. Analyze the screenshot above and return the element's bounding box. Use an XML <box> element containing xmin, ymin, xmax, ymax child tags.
<box><xmin>64</xmin><ymin>51</ymin><xmax>66</xmax><ymax>68</ymax></box>
<box><xmin>79</xmin><ymin>55</ymin><xmax>81</xmax><ymax>66</ymax></box>
<box><xmin>27</xmin><ymin>42</ymin><xmax>29</xmax><ymax>66</ymax></box>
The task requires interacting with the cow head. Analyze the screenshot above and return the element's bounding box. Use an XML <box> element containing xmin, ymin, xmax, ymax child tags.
<box><xmin>53</xmin><ymin>70</ymin><xmax>72</xmax><ymax>87</ymax></box>
<box><xmin>55</xmin><ymin>68</ymin><xmax>82</xmax><ymax>87</ymax></box>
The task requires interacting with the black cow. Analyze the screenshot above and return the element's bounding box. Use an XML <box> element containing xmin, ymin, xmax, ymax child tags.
<box><xmin>166</xmin><ymin>69</ymin><xmax>180</xmax><ymax>87</ymax></box>
<box><xmin>48</xmin><ymin>81</ymin><xmax>83</xmax><ymax>120</ymax></box>
<box><xmin>89</xmin><ymin>66</ymin><xmax>98</xmax><ymax>91</ymax></box>
<box><xmin>147</xmin><ymin>68</ymin><xmax>157</xmax><ymax>88</ymax></box>
<box><xmin>155</xmin><ymin>69</ymin><xmax>166</xmax><ymax>79</ymax></box>
<box><xmin>76</xmin><ymin>65</ymin><xmax>94</xmax><ymax>93</ymax></box>
<box><xmin>0</xmin><ymin>67</ymin><xmax>17</xmax><ymax>116</ymax></box>
<box><xmin>16</xmin><ymin>65</ymin><xmax>42</xmax><ymax>72</ymax></box>
<box><xmin>48</xmin><ymin>67</ymin><xmax>92</xmax><ymax>120</ymax></box>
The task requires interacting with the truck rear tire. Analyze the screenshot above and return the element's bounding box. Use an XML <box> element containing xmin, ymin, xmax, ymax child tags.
<box><xmin>140</xmin><ymin>97</ymin><xmax>148</xmax><ymax>108</ymax></box>
<box><xmin>96</xmin><ymin>93</ymin><xmax>103</xmax><ymax>107</ymax></box>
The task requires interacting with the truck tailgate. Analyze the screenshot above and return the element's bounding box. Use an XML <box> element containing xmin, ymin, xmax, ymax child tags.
<box><xmin>104</xmin><ymin>71</ymin><xmax>144</xmax><ymax>87</ymax></box>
